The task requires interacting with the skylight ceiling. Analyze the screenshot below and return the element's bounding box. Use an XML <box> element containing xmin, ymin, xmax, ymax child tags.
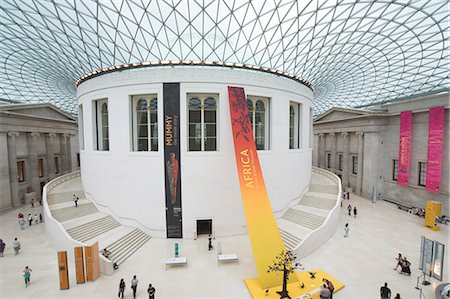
<box><xmin>0</xmin><ymin>0</ymin><xmax>448</xmax><ymax>115</ymax></box>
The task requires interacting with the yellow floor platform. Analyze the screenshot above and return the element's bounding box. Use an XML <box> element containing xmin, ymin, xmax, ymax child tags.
<box><xmin>245</xmin><ymin>269</ymin><xmax>344</xmax><ymax>299</ymax></box>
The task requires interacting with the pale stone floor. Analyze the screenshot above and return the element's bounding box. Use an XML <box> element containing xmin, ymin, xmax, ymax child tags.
<box><xmin>0</xmin><ymin>193</ymin><xmax>448</xmax><ymax>299</ymax></box>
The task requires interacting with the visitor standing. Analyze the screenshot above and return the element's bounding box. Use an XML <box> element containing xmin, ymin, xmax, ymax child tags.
<box><xmin>353</xmin><ymin>206</ymin><xmax>357</xmax><ymax>218</ymax></box>
<box><xmin>18</xmin><ymin>218</ymin><xmax>25</xmax><ymax>230</ymax></box>
<box><xmin>30</xmin><ymin>198</ymin><xmax>34</xmax><ymax>208</ymax></box>
<box><xmin>323</xmin><ymin>279</ymin><xmax>334</xmax><ymax>299</ymax></box>
<box><xmin>208</xmin><ymin>234</ymin><xmax>213</xmax><ymax>250</ymax></box>
<box><xmin>118</xmin><ymin>278</ymin><xmax>126</xmax><ymax>298</ymax></box>
<box><xmin>347</xmin><ymin>204</ymin><xmax>352</xmax><ymax>216</ymax></box>
<box><xmin>13</xmin><ymin>237</ymin><xmax>21</xmax><ymax>255</ymax></box>
<box><xmin>147</xmin><ymin>283</ymin><xmax>156</xmax><ymax>299</ymax></box>
<box><xmin>380</xmin><ymin>282</ymin><xmax>391</xmax><ymax>299</ymax></box>
<box><xmin>344</xmin><ymin>223</ymin><xmax>349</xmax><ymax>238</ymax></box>
<box><xmin>0</xmin><ymin>239</ymin><xmax>5</xmax><ymax>257</ymax></box>
<box><xmin>34</xmin><ymin>213</ymin><xmax>39</xmax><ymax>224</ymax></box>
<box><xmin>320</xmin><ymin>284</ymin><xmax>331</xmax><ymax>298</ymax></box>
<box><xmin>39</xmin><ymin>213</ymin><xmax>43</xmax><ymax>223</ymax></box>
<box><xmin>27</xmin><ymin>213</ymin><xmax>33</xmax><ymax>226</ymax></box>
<box><xmin>131</xmin><ymin>275</ymin><xmax>139</xmax><ymax>298</ymax></box>
<box><xmin>23</xmin><ymin>266</ymin><xmax>32</xmax><ymax>287</ymax></box>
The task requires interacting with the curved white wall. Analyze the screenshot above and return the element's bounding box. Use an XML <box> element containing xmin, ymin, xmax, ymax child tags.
<box><xmin>77</xmin><ymin>66</ymin><xmax>314</xmax><ymax>238</ymax></box>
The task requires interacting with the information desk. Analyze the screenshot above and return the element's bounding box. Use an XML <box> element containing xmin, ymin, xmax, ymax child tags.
<box><xmin>218</xmin><ymin>253</ymin><xmax>239</xmax><ymax>264</ymax></box>
<box><xmin>165</xmin><ymin>257</ymin><xmax>187</xmax><ymax>269</ymax></box>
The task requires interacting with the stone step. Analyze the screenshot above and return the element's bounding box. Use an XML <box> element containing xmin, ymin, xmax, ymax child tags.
<box><xmin>106</xmin><ymin>229</ymin><xmax>151</xmax><ymax>265</ymax></box>
<box><xmin>282</xmin><ymin>208</ymin><xmax>325</xmax><ymax>230</ymax></box>
<box><xmin>279</xmin><ymin>229</ymin><xmax>302</xmax><ymax>251</ymax></box>
<box><xmin>67</xmin><ymin>216</ymin><xmax>121</xmax><ymax>242</ymax></box>
<box><xmin>51</xmin><ymin>203</ymin><xmax>98</xmax><ymax>222</ymax></box>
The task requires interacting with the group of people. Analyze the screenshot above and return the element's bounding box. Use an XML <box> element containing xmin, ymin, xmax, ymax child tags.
<box><xmin>347</xmin><ymin>204</ymin><xmax>357</xmax><ymax>217</ymax></box>
<box><xmin>319</xmin><ymin>278</ymin><xmax>334</xmax><ymax>298</ymax></box>
<box><xmin>118</xmin><ymin>276</ymin><xmax>156</xmax><ymax>299</ymax></box>
<box><xmin>18</xmin><ymin>212</ymin><xmax>43</xmax><ymax>230</ymax></box>
<box><xmin>394</xmin><ymin>253</ymin><xmax>411</xmax><ymax>276</ymax></box>
<box><xmin>380</xmin><ymin>282</ymin><xmax>401</xmax><ymax>299</ymax></box>
<box><xmin>0</xmin><ymin>237</ymin><xmax>22</xmax><ymax>256</ymax></box>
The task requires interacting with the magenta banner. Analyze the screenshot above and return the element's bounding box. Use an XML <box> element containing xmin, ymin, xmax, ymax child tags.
<box><xmin>426</xmin><ymin>106</ymin><xmax>445</xmax><ymax>192</ymax></box>
<box><xmin>398</xmin><ymin>111</ymin><xmax>412</xmax><ymax>186</ymax></box>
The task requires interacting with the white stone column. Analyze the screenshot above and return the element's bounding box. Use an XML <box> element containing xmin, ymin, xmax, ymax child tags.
<box><xmin>329</xmin><ymin>132</ymin><xmax>336</xmax><ymax>172</ymax></box>
<box><xmin>27</xmin><ymin>132</ymin><xmax>40</xmax><ymax>195</ymax></box>
<box><xmin>319</xmin><ymin>133</ymin><xmax>325</xmax><ymax>168</ymax></box>
<box><xmin>342</xmin><ymin>132</ymin><xmax>350</xmax><ymax>188</ymax></box>
<box><xmin>356</xmin><ymin>132</ymin><xmax>364</xmax><ymax>195</ymax></box>
<box><xmin>0</xmin><ymin>132</ymin><xmax>12</xmax><ymax>211</ymax></box>
<box><xmin>7</xmin><ymin>132</ymin><xmax>20</xmax><ymax>206</ymax></box>
<box><xmin>46</xmin><ymin>133</ymin><xmax>56</xmax><ymax>180</ymax></box>
<box><xmin>313</xmin><ymin>134</ymin><xmax>319</xmax><ymax>166</ymax></box>
<box><xmin>60</xmin><ymin>133</ymin><xmax>69</xmax><ymax>174</ymax></box>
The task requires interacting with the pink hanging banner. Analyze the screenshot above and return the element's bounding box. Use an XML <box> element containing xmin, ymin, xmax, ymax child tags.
<box><xmin>398</xmin><ymin>111</ymin><xmax>412</xmax><ymax>186</ymax></box>
<box><xmin>426</xmin><ymin>106</ymin><xmax>445</xmax><ymax>192</ymax></box>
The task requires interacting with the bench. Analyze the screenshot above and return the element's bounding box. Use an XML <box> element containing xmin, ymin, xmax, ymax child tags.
<box><xmin>218</xmin><ymin>253</ymin><xmax>238</xmax><ymax>265</ymax></box>
<box><xmin>382</xmin><ymin>197</ymin><xmax>412</xmax><ymax>211</ymax></box>
<box><xmin>165</xmin><ymin>257</ymin><xmax>187</xmax><ymax>269</ymax></box>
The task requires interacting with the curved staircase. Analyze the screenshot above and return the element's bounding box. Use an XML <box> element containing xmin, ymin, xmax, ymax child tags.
<box><xmin>45</xmin><ymin>173</ymin><xmax>151</xmax><ymax>268</ymax></box>
<box><xmin>278</xmin><ymin>167</ymin><xmax>341</xmax><ymax>255</ymax></box>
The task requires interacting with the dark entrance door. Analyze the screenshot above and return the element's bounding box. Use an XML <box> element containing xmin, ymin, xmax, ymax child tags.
<box><xmin>196</xmin><ymin>219</ymin><xmax>212</xmax><ymax>235</ymax></box>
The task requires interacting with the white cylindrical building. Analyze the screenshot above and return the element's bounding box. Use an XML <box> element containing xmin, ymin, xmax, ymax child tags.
<box><xmin>77</xmin><ymin>64</ymin><xmax>314</xmax><ymax>238</ymax></box>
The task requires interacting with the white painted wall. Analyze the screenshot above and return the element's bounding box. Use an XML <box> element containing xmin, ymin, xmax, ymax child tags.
<box><xmin>77</xmin><ymin>66</ymin><xmax>314</xmax><ymax>238</ymax></box>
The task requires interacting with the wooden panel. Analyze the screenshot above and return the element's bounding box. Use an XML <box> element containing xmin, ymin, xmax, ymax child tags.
<box><xmin>74</xmin><ymin>247</ymin><xmax>85</xmax><ymax>284</ymax></box>
<box><xmin>84</xmin><ymin>242</ymin><xmax>100</xmax><ymax>282</ymax></box>
<box><xmin>57</xmin><ymin>251</ymin><xmax>69</xmax><ymax>290</ymax></box>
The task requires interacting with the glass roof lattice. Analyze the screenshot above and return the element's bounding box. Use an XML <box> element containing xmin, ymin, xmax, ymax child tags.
<box><xmin>0</xmin><ymin>0</ymin><xmax>448</xmax><ymax>115</ymax></box>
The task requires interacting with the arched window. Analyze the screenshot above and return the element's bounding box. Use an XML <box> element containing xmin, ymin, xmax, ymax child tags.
<box><xmin>289</xmin><ymin>102</ymin><xmax>301</xmax><ymax>149</ymax></box>
<box><xmin>95</xmin><ymin>99</ymin><xmax>109</xmax><ymax>151</ymax></box>
<box><xmin>132</xmin><ymin>95</ymin><xmax>158</xmax><ymax>151</ymax></box>
<box><xmin>247</xmin><ymin>96</ymin><xmax>270</xmax><ymax>150</ymax></box>
<box><xmin>188</xmin><ymin>94</ymin><xmax>217</xmax><ymax>151</ymax></box>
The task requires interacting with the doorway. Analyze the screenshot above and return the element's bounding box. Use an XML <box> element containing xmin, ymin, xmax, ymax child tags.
<box><xmin>196</xmin><ymin>219</ymin><xmax>212</xmax><ymax>235</ymax></box>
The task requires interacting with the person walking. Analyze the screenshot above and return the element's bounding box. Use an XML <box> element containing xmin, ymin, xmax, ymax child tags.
<box><xmin>34</xmin><ymin>213</ymin><xmax>39</xmax><ymax>224</ymax></box>
<box><xmin>147</xmin><ymin>283</ymin><xmax>156</xmax><ymax>299</ymax></box>
<box><xmin>27</xmin><ymin>213</ymin><xmax>33</xmax><ymax>226</ymax></box>
<box><xmin>39</xmin><ymin>213</ymin><xmax>43</xmax><ymax>223</ymax></box>
<box><xmin>13</xmin><ymin>238</ymin><xmax>21</xmax><ymax>255</ymax></box>
<box><xmin>344</xmin><ymin>223</ymin><xmax>349</xmax><ymax>238</ymax></box>
<box><xmin>131</xmin><ymin>275</ymin><xmax>139</xmax><ymax>298</ymax></box>
<box><xmin>394</xmin><ymin>253</ymin><xmax>402</xmax><ymax>270</ymax></box>
<box><xmin>353</xmin><ymin>206</ymin><xmax>357</xmax><ymax>218</ymax></box>
<box><xmin>0</xmin><ymin>239</ymin><xmax>5</xmax><ymax>257</ymax></box>
<box><xmin>118</xmin><ymin>278</ymin><xmax>126</xmax><ymax>298</ymax></box>
<box><xmin>30</xmin><ymin>198</ymin><xmax>35</xmax><ymax>208</ymax></box>
<box><xmin>74</xmin><ymin>196</ymin><xmax>79</xmax><ymax>207</ymax></box>
<box><xmin>347</xmin><ymin>204</ymin><xmax>352</xmax><ymax>216</ymax></box>
<box><xmin>23</xmin><ymin>266</ymin><xmax>32</xmax><ymax>287</ymax></box>
<box><xmin>19</xmin><ymin>217</ymin><xmax>25</xmax><ymax>230</ymax></box>
<box><xmin>208</xmin><ymin>234</ymin><xmax>213</xmax><ymax>251</ymax></box>
<box><xmin>380</xmin><ymin>282</ymin><xmax>391</xmax><ymax>299</ymax></box>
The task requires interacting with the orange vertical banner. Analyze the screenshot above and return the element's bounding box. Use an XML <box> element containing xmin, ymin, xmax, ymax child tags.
<box><xmin>57</xmin><ymin>251</ymin><xmax>69</xmax><ymax>290</ymax></box>
<box><xmin>74</xmin><ymin>247</ymin><xmax>85</xmax><ymax>284</ymax></box>
<box><xmin>84</xmin><ymin>242</ymin><xmax>100</xmax><ymax>282</ymax></box>
<box><xmin>228</xmin><ymin>86</ymin><xmax>293</xmax><ymax>288</ymax></box>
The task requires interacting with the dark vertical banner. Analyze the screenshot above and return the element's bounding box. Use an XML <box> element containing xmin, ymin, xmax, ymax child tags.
<box><xmin>426</xmin><ymin>106</ymin><xmax>444</xmax><ymax>192</ymax></box>
<box><xmin>397</xmin><ymin>111</ymin><xmax>412</xmax><ymax>186</ymax></box>
<box><xmin>163</xmin><ymin>83</ymin><xmax>183</xmax><ymax>238</ymax></box>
